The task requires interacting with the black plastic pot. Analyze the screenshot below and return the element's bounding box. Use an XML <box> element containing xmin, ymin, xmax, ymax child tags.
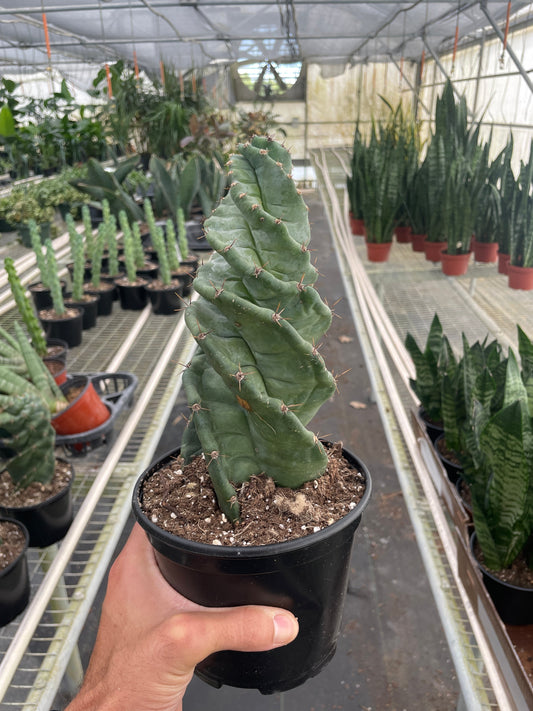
<box><xmin>18</xmin><ymin>221</ymin><xmax>51</xmax><ymax>248</ymax></box>
<box><xmin>418</xmin><ymin>406</ymin><xmax>444</xmax><ymax>444</ymax></box>
<box><xmin>115</xmin><ymin>278</ymin><xmax>149</xmax><ymax>311</ymax></box>
<box><xmin>0</xmin><ymin>462</ymin><xmax>74</xmax><ymax>548</ymax></box>
<box><xmin>89</xmin><ymin>204</ymin><xmax>103</xmax><ymax>228</ymax></box>
<box><xmin>44</xmin><ymin>338</ymin><xmax>69</xmax><ymax>365</ymax></box>
<box><xmin>29</xmin><ymin>280</ymin><xmax>67</xmax><ymax>311</ymax></box>
<box><xmin>136</xmin><ymin>262</ymin><xmax>158</xmax><ymax>280</ymax></box>
<box><xmin>172</xmin><ymin>267</ymin><xmax>194</xmax><ymax>297</ymax></box>
<box><xmin>0</xmin><ymin>518</ymin><xmax>30</xmax><ymax>626</ymax></box>
<box><xmin>146</xmin><ymin>281</ymin><xmax>184</xmax><ymax>315</ymax></box>
<box><xmin>186</xmin><ymin>220</ymin><xmax>210</xmax><ymax>251</ymax></box>
<box><xmin>470</xmin><ymin>532</ymin><xmax>533</xmax><ymax>625</ymax></box>
<box><xmin>434</xmin><ymin>434</ymin><xmax>463</xmax><ymax>485</ymax></box>
<box><xmin>100</xmin><ymin>274</ymin><xmax>120</xmax><ymax>302</ymax></box>
<box><xmin>65</xmin><ymin>293</ymin><xmax>99</xmax><ymax>330</ymax></box>
<box><xmin>132</xmin><ymin>445</ymin><xmax>372</xmax><ymax>694</ymax></box>
<box><xmin>39</xmin><ymin>307</ymin><xmax>83</xmax><ymax>348</ymax></box>
<box><xmin>84</xmin><ymin>282</ymin><xmax>115</xmax><ymax>315</ymax></box>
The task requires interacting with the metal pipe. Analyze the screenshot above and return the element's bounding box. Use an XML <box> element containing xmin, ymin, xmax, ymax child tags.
<box><xmin>480</xmin><ymin>0</ymin><xmax>533</xmax><ymax>94</ymax></box>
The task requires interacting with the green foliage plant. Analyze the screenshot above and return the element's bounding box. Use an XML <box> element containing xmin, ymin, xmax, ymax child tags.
<box><xmin>181</xmin><ymin>137</ymin><xmax>336</xmax><ymax>523</ymax></box>
<box><xmin>149</xmin><ymin>154</ymin><xmax>200</xmax><ymax>222</ymax></box>
<box><xmin>404</xmin><ymin>314</ymin><xmax>451</xmax><ymax>425</ymax></box>
<box><xmin>4</xmin><ymin>258</ymin><xmax>47</xmax><ymax>357</ymax></box>
<box><xmin>509</xmin><ymin>139</ymin><xmax>533</xmax><ymax>269</ymax></box>
<box><xmin>346</xmin><ymin>125</ymin><xmax>366</xmax><ymax>221</ymax></box>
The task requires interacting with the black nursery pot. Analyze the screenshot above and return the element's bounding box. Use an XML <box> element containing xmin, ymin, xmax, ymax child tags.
<box><xmin>115</xmin><ymin>278</ymin><xmax>149</xmax><ymax>310</ymax></box>
<box><xmin>0</xmin><ymin>462</ymin><xmax>75</xmax><ymax>548</ymax></box>
<box><xmin>146</xmin><ymin>281</ymin><xmax>184</xmax><ymax>315</ymax></box>
<box><xmin>29</xmin><ymin>280</ymin><xmax>67</xmax><ymax>311</ymax></box>
<box><xmin>132</xmin><ymin>446</ymin><xmax>372</xmax><ymax>694</ymax></box>
<box><xmin>0</xmin><ymin>518</ymin><xmax>30</xmax><ymax>626</ymax></box>
<box><xmin>434</xmin><ymin>434</ymin><xmax>463</xmax><ymax>485</ymax></box>
<box><xmin>65</xmin><ymin>293</ymin><xmax>100</xmax><ymax>330</ymax></box>
<box><xmin>418</xmin><ymin>406</ymin><xmax>444</xmax><ymax>444</ymax></box>
<box><xmin>39</xmin><ymin>307</ymin><xmax>83</xmax><ymax>348</ymax></box>
<box><xmin>470</xmin><ymin>533</ymin><xmax>533</xmax><ymax>625</ymax></box>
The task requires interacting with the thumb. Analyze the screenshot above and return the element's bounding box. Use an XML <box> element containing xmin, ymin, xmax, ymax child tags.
<box><xmin>160</xmin><ymin>605</ymin><xmax>299</xmax><ymax>671</ymax></box>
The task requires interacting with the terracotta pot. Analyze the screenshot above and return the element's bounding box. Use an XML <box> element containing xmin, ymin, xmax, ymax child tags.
<box><xmin>508</xmin><ymin>264</ymin><xmax>533</xmax><ymax>291</ymax></box>
<box><xmin>44</xmin><ymin>356</ymin><xmax>67</xmax><ymax>385</ymax></box>
<box><xmin>395</xmin><ymin>225</ymin><xmax>411</xmax><ymax>243</ymax></box>
<box><xmin>424</xmin><ymin>241</ymin><xmax>447</xmax><ymax>262</ymax></box>
<box><xmin>349</xmin><ymin>213</ymin><xmax>366</xmax><ymax>237</ymax></box>
<box><xmin>440</xmin><ymin>251</ymin><xmax>471</xmax><ymax>277</ymax></box>
<box><xmin>497</xmin><ymin>252</ymin><xmax>510</xmax><ymax>275</ymax></box>
<box><xmin>473</xmin><ymin>240</ymin><xmax>498</xmax><ymax>263</ymax></box>
<box><xmin>52</xmin><ymin>375</ymin><xmax>110</xmax><ymax>436</ymax></box>
<box><xmin>411</xmin><ymin>233</ymin><xmax>427</xmax><ymax>252</ymax></box>
<box><xmin>365</xmin><ymin>241</ymin><xmax>392</xmax><ymax>263</ymax></box>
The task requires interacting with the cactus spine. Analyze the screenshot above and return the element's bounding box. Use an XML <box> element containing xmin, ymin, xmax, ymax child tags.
<box><xmin>5</xmin><ymin>258</ymin><xmax>47</xmax><ymax>357</ymax></box>
<box><xmin>182</xmin><ymin>137</ymin><xmax>336</xmax><ymax>522</ymax></box>
<box><xmin>66</xmin><ymin>214</ymin><xmax>85</xmax><ymax>301</ymax></box>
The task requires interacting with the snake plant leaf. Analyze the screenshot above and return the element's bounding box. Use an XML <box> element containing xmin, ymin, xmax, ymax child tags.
<box><xmin>518</xmin><ymin>325</ymin><xmax>533</xmax><ymax>417</ymax></box>
<box><xmin>182</xmin><ymin>137</ymin><xmax>336</xmax><ymax>522</ymax></box>
<box><xmin>474</xmin><ymin>395</ymin><xmax>533</xmax><ymax>570</ymax></box>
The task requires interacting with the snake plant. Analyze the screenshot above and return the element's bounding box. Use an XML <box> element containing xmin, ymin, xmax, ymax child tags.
<box><xmin>181</xmin><ymin>136</ymin><xmax>336</xmax><ymax>522</ymax></box>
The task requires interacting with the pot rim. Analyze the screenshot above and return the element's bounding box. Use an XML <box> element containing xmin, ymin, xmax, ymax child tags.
<box><xmin>470</xmin><ymin>531</ymin><xmax>533</xmax><ymax>593</ymax></box>
<box><xmin>0</xmin><ymin>517</ymin><xmax>29</xmax><ymax>576</ymax></box>
<box><xmin>0</xmin><ymin>459</ymin><xmax>74</xmax><ymax>514</ymax></box>
<box><xmin>133</xmin><ymin>443</ymin><xmax>372</xmax><ymax>560</ymax></box>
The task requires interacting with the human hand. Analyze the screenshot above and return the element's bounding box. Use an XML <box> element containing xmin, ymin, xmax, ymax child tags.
<box><xmin>66</xmin><ymin>523</ymin><xmax>299</xmax><ymax>711</ymax></box>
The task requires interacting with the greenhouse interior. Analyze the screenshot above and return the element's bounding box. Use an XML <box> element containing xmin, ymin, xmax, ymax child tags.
<box><xmin>0</xmin><ymin>1</ymin><xmax>533</xmax><ymax>710</ymax></box>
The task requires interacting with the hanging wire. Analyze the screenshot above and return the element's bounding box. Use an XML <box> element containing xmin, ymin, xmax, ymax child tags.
<box><xmin>499</xmin><ymin>1</ymin><xmax>512</xmax><ymax>67</ymax></box>
<box><xmin>41</xmin><ymin>1</ymin><xmax>54</xmax><ymax>93</ymax></box>
<box><xmin>451</xmin><ymin>0</ymin><xmax>460</xmax><ymax>75</ymax></box>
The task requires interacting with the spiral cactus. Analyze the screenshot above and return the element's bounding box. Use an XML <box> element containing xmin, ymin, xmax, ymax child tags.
<box><xmin>182</xmin><ymin>136</ymin><xmax>336</xmax><ymax>521</ymax></box>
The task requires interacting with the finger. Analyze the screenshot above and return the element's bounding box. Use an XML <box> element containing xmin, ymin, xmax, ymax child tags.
<box><xmin>159</xmin><ymin>606</ymin><xmax>299</xmax><ymax>670</ymax></box>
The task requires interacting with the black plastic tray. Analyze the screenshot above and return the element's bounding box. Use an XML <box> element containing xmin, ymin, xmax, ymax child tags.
<box><xmin>55</xmin><ymin>371</ymin><xmax>138</xmax><ymax>456</ymax></box>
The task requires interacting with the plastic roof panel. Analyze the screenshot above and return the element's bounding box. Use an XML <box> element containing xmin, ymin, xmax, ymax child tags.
<box><xmin>0</xmin><ymin>1</ymin><xmax>529</xmax><ymax>87</ymax></box>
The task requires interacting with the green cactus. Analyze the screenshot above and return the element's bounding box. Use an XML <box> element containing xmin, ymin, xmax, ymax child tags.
<box><xmin>0</xmin><ymin>325</ymin><xmax>26</xmax><ymax>375</ymax></box>
<box><xmin>0</xmin><ymin>366</ymin><xmax>56</xmax><ymax>487</ymax></box>
<box><xmin>143</xmin><ymin>199</ymin><xmax>158</xmax><ymax>241</ymax></box>
<box><xmin>90</xmin><ymin>223</ymin><xmax>106</xmax><ymax>288</ymax></box>
<box><xmin>66</xmin><ymin>214</ymin><xmax>85</xmax><ymax>301</ymax></box>
<box><xmin>182</xmin><ymin>137</ymin><xmax>336</xmax><ymax>522</ymax></box>
<box><xmin>5</xmin><ymin>258</ymin><xmax>48</xmax><ymax>357</ymax></box>
<box><xmin>165</xmin><ymin>219</ymin><xmax>181</xmax><ymax>273</ymax></box>
<box><xmin>131</xmin><ymin>220</ymin><xmax>145</xmax><ymax>270</ymax></box>
<box><xmin>81</xmin><ymin>204</ymin><xmax>95</xmax><ymax>263</ymax></box>
<box><xmin>151</xmin><ymin>225</ymin><xmax>171</xmax><ymax>286</ymax></box>
<box><xmin>176</xmin><ymin>207</ymin><xmax>188</xmax><ymax>261</ymax></box>
<box><xmin>120</xmin><ymin>212</ymin><xmax>138</xmax><ymax>283</ymax></box>
<box><xmin>105</xmin><ymin>212</ymin><xmax>120</xmax><ymax>277</ymax></box>
<box><xmin>44</xmin><ymin>239</ymin><xmax>65</xmax><ymax>315</ymax></box>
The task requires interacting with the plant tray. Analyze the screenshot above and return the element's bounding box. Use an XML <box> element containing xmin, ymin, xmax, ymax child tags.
<box><xmin>55</xmin><ymin>372</ymin><xmax>138</xmax><ymax>456</ymax></box>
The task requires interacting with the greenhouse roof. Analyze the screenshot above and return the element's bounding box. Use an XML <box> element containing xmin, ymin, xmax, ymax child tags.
<box><xmin>0</xmin><ymin>1</ymin><xmax>531</xmax><ymax>89</ymax></box>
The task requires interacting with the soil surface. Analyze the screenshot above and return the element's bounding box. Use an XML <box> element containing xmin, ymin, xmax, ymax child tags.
<box><xmin>0</xmin><ymin>520</ymin><xmax>26</xmax><ymax>569</ymax></box>
<box><xmin>0</xmin><ymin>459</ymin><xmax>72</xmax><ymax>508</ymax></box>
<box><xmin>474</xmin><ymin>538</ymin><xmax>533</xmax><ymax>589</ymax></box>
<box><xmin>139</xmin><ymin>442</ymin><xmax>367</xmax><ymax>546</ymax></box>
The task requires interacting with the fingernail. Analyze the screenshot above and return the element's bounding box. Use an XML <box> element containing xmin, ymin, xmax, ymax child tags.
<box><xmin>273</xmin><ymin>613</ymin><xmax>297</xmax><ymax>647</ymax></box>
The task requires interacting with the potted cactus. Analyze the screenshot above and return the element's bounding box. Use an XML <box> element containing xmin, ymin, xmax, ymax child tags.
<box><xmin>37</xmin><ymin>239</ymin><xmax>83</xmax><ymax>348</ymax></box>
<box><xmin>84</xmin><ymin>223</ymin><xmax>116</xmax><ymax>316</ymax></box>
<box><xmin>139</xmin><ymin>214</ymin><xmax>184</xmax><ymax>315</ymax></box>
<box><xmin>132</xmin><ymin>137</ymin><xmax>372</xmax><ymax>694</ymax></box>
<box><xmin>114</xmin><ymin>212</ymin><xmax>149</xmax><ymax>311</ymax></box>
<box><xmin>64</xmin><ymin>214</ymin><xmax>100</xmax><ymax>329</ymax></box>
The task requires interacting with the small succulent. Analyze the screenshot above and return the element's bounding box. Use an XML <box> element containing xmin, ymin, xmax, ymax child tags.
<box><xmin>181</xmin><ymin>137</ymin><xmax>336</xmax><ymax>522</ymax></box>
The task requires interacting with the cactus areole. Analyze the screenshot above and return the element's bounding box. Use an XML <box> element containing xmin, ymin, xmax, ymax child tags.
<box><xmin>181</xmin><ymin>137</ymin><xmax>337</xmax><ymax>522</ymax></box>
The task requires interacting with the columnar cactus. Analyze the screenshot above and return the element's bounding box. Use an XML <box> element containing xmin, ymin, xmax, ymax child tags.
<box><xmin>5</xmin><ymin>258</ymin><xmax>47</xmax><ymax>357</ymax></box>
<box><xmin>66</xmin><ymin>214</ymin><xmax>85</xmax><ymax>301</ymax></box>
<box><xmin>45</xmin><ymin>239</ymin><xmax>65</xmax><ymax>315</ymax></box>
<box><xmin>30</xmin><ymin>220</ymin><xmax>49</xmax><ymax>288</ymax></box>
<box><xmin>90</xmin><ymin>223</ymin><xmax>106</xmax><ymax>288</ymax></box>
<box><xmin>120</xmin><ymin>212</ymin><xmax>138</xmax><ymax>284</ymax></box>
<box><xmin>165</xmin><ymin>219</ymin><xmax>181</xmax><ymax>272</ymax></box>
<box><xmin>131</xmin><ymin>221</ymin><xmax>145</xmax><ymax>270</ymax></box>
<box><xmin>0</xmin><ymin>366</ymin><xmax>56</xmax><ymax>487</ymax></box>
<box><xmin>81</xmin><ymin>204</ymin><xmax>95</xmax><ymax>263</ymax></box>
<box><xmin>176</xmin><ymin>207</ymin><xmax>188</xmax><ymax>261</ymax></box>
<box><xmin>150</xmin><ymin>224</ymin><xmax>171</xmax><ymax>286</ymax></box>
<box><xmin>182</xmin><ymin>137</ymin><xmax>336</xmax><ymax>521</ymax></box>
<box><xmin>105</xmin><ymin>213</ymin><xmax>120</xmax><ymax>277</ymax></box>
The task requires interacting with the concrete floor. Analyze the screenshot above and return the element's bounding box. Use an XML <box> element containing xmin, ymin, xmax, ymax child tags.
<box><xmin>54</xmin><ymin>193</ymin><xmax>460</xmax><ymax>710</ymax></box>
